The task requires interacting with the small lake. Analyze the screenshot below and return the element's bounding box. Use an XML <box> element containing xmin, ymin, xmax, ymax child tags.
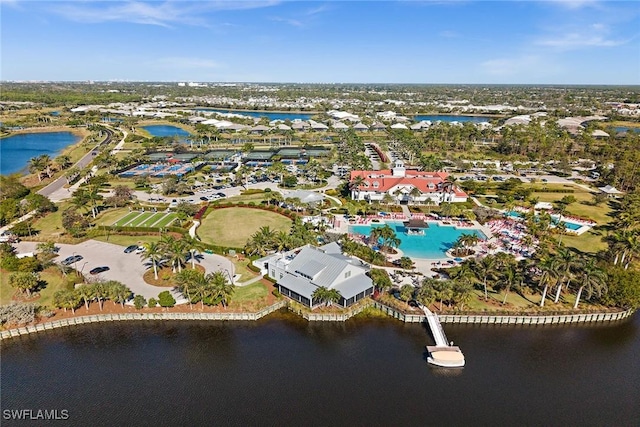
<box><xmin>614</xmin><ymin>126</ymin><xmax>640</xmax><ymax>134</ymax></box>
<box><xmin>414</xmin><ymin>115</ymin><xmax>491</xmax><ymax>123</ymax></box>
<box><xmin>142</xmin><ymin>125</ymin><xmax>191</xmax><ymax>138</ymax></box>
<box><xmin>0</xmin><ymin>132</ymin><xmax>81</xmax><ymax>175</ymax></box>
<box><xmin>195</xmin><ymin>108</ymin><xmax>313</xmax><ymax>121</ymax></box>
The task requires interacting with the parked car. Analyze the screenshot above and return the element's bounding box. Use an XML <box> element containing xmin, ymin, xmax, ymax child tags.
<box><xmin>200</xmin><ymin>196</ymin><xmax>209</xmax><ymax>201</ymax></box>
<box><xmin>216</xmin><ymin>192</ymin><xmax>226</xmax><ymax>198</ymax></box>
<box><xmin>89</xmin><ymin>266</ymin><xmax>110</xmax><ymax>275</ymax></box>
<box><xmin>124</xmin><ymin>245</ymin><xmax>139</xmax><ymax>253</ymax></box>
<box><xmin>61</xmin><ymin>255</ymin><xmax>83</xmax><ymax>266</ymax></box>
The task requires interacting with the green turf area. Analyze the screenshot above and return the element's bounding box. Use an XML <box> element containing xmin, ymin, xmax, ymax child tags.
<box><xmin>561</xmin><ymin>230</ymin><xmax>608</xmax><ymax>254</ymax></box>
<box><xmin>198</xmin><ymin>207</ymin><xmax>292</xmax><ymax>248</ymax></box>
<box><xmin>232</xmin><ymin>282</ymin><xmax>268</xmax><ymax>303</ymax></box>
<box><xmin>138</xmin><ymin>213</ymin><xmax>166</xmax><ymax>227</ymax></box>
<box><xmin>1</xmin><ymin>267</ymin><xmax>72</xmax><ymax>307</ymax></box>
<box><xmin>154</xmin><ymin>214</ymin><xmax>177</xmax><ymax>227</ymax></box>
<box><xmin>112</xmin><ymin>211</ymin><xmax>142</xmax><ymax>226</ymax></box>
<box><xmin>531</xmin><ymin>192</ymin><xmax>613</xmax><ymax>225</ymax></box>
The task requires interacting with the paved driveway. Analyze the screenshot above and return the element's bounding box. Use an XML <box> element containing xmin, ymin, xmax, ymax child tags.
<box><xmin>15</xmin><ymin>240</ymin><xmax>234</xmax><ymax>304</ymax></box>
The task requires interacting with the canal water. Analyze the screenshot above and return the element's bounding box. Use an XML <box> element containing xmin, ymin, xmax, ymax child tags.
<box><xmin>0</xmin><ymin>132</ymin><xmax>81</xmax><ymax>175</ymax></box>
<box><xmin>414</xmin><ymin>115</ymin><xmax>491</xmax><ymax>123</ymax></box>
<box><xmin>1</xmin><ymin>311</ymin><xmax>638</xmax><ymax>426</ymax></box>
<box><xmin>141</xmin><ymin>125</ymin><xmax>191</xmax><ymax>138</ymax></box>
<box><xmin>195</xmin><ymin>108</ymin><xmax>313</xmax><ymax>121</ymax></box>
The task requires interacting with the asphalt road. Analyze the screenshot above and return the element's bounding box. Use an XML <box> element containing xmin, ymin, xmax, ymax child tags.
<box><xmin>38</xmin><ymin>128</ymin><xmax>114</xmax><ymax>198</ymax></box>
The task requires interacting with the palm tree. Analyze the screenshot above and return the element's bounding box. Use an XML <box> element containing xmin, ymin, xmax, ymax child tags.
<box><xmin>500</xmin><ymin>264</ymin><xmax>522</xmax><ymax>305</ymax></box>
<box><xmin>28</xmin><ymin>155</ymin><xmax>47</xmax><ymax>182</ymax></box>
<box><xmin>108</xmin><ymin>281</ymin><xmax>132</xmax><ymax>308</ymax></box>
<box><xmin>211</xmin><ymin>271</ymin><xmax>235</xmax><ymax>308</ymax></box>
<box><xmin>551</xmin><ymin>247</ymin><xmax>581</xmax><ymax>304</ymax></box>
<box><xmin>175</xmin><ymin>268</ymin><xmax>201</xmax><ymax>308</ymax></box>
<box><xmin>312</xmin><ymin>286</ymin><xmax>342</xmax><ymax>307</ymax></box>
<box><xmin>349</xmin><ymin>175</ymin><xmax>366</xmax><ymax>201</ymax></box>
<box><xmin>92</xmin><ymin>281</ymin><xmax>109</xmax><ymax>311</ymax></box>
<box><xmin>409</xmin><ymin>186</ymin><xmax>422</xmax><ymax>205</ymax></box>
<box><xmin>183</xmin><ymin>236</ymin><xmax>204</xmax><ymax>269</ymax></box>
<box><xmin>161</xmin><ymin>236</ymin><xmax>187</xmax><ymax>273</ymax></box>
<box><xmin>472</xmin><ymin>256</ymin><xmax>496</xmax><ymax>301</ymax></box>
<box><xmin>77</xmin><ymin>284</ymin><xmax>95</xmax><ymax>311</ymax></box>
<box><xmin>141</xmin><ymin>242</ymin><xmax>164</xmax><ymax>280</ymax></box>
<box><xmin>536</xmin><ymin>255</ymin><xmax>557</xmax><ymax>307</ymax></box>
<box><xmin>55</xmin><ymin>154</ymin><xmax>72</xmax><ymax>170</ymax></box>
<box><xmin>573</xmin><ymin>258</ymin><xmax>607</xmax><ymax>309</ymax></box>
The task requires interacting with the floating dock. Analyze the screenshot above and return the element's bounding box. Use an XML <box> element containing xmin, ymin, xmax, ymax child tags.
<box><xmin>420</xmin><ymin>304</ymin><xmax>465</xmax><ymax>368</ymax></box>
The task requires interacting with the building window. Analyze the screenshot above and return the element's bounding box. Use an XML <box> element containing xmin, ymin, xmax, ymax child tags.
<box><xmin>373</xmin><ymin>181</ymin><xmax>379</xmax><ymax>188</ymax></box>
<box><xmin>271</xmin><ymin>270</ymin><xmax>275</xmax><ymax>277</ymax></box>
<box><xmin>279</xmin><ymin>273</ymin><xmax>283</xmax><ymax>279</ymax></box>
<box><xmin>344</xmin><ymin>270</ymin><xmax>351</xmax><ymax>279</ymax></box>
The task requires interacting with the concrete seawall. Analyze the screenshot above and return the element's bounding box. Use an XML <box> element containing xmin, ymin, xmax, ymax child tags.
<box><xmin>0</xmin><ymin>300</ymin><xmax>634</xmax><ymax>340</ymax></box>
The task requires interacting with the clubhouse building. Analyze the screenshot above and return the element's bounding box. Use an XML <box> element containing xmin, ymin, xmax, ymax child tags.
<box><xmin>350</xmin><ymin>160</ymin><xmax>468</xmax><ymax>205</ymax></box>
<box><xmin>253</xmin><ymin>243</ymin><xmax>374</xmax><ymax>308</ymax></box>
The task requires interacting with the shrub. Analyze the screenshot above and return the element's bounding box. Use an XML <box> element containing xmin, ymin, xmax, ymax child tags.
<box><xmin>158</xmin><ymin>291</ymin><xmax>176</xmax><ymax>308</ymax></box>
<box><xmin>148</xmin><ymin>298</ymin><xmax>158</xmax><ymax>308</ymax></box>
<box><xmin>264</xmin><ymin>188</ymin><xmax>272</xmax><ymax>193</ymax></box>
<box><xmin>272</xmin><ymin>289</ymin><xmax>281</xmax><ymax>298</ymax></box>
<box><xmin>133</xmin><ymin>294</ymin><xmax>147</xmax><ymax>309</ymax></box>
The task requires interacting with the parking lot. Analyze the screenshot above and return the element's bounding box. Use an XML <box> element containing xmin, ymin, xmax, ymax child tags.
<box><xmin>15</xmin><ymin>240</ymin><xmax>234</xmax><ymax>303</ymax></box>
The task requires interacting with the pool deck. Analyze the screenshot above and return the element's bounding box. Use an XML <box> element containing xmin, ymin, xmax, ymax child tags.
<box><xmin>333</xmin><ymin>214</ymin><xmax>497</xmax><ymax>279</ymax></box>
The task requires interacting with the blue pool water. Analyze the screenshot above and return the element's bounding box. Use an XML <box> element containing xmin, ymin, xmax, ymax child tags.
<box><xmin>142</xmin><ymin>125</ymin><xmax>191</xmax><ymax>137</ymax></box>
<box><xmin>349</xmin><ymin>221</ymin><xmax>486</xmax><ymax>259</ymax></box>
<box><xmin>413</xmin><ymin>115</ymin><xmax>490</xmax><ymax>123</ymax></box>
<box><xmin>195</xmin><ymin>108</ymin><xmax>313</xmax><ymax>121</ymax></box>
<box><xmin>505</xmin><ymin>211</ymin><xmax>583</xmax><ymax>231</ymax></box>
<box><xmin>614</xmin><ymin>126</ymin><xmax>640</xmax><ymax>134</ymax></box>
<box><xmin>1</xmin><ymin>132</ymin><xmax>81</xmax><ymax>175</ymax></box>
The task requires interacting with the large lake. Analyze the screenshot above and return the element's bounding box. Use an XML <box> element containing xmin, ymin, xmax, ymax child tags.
<box><xmin>2</xmin><ymin>311</ymin><xmax>638</xmax><ymax>426</ymax></box>
<box><xmin>195</xmin><ymin>108</ymin><xmax>313</xmax><ymax>121</ymax></box>
<box><xmin>0</xmin><ymin>132</ymin><xmax>81</xmax><ymax>175</ymax></box>
<box><xmin>142</xmin><ymin>125</ymin><xmax>191</xmax><ymax>137</ymax></box>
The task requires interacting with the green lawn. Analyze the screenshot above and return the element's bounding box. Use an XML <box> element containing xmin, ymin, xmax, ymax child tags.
<box><xmin>232</xmin><ymin>282</ymin><xmax>268</xmax><ymax>303</ymax></box>
<box><xmin>198</xmin><ymin>207</ymin><xmax>292</xmax><ymax>247</ymax></box>
<box><xmin>532</xmin><ymin>192</ymin><xmax>614</xmax><ymax>225</ymax></box>
<box><xmin>112</xmin><ymin>211</ymin><xmax>142</xmax><ymax>226</ymax></box>
<box><xmin>1</xmin><ymin>267</ymin><xmax>72</xmax><ymax>307</ymax></box>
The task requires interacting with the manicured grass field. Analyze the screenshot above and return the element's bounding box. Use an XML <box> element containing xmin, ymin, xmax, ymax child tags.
<box><xmin>93</xmin><ymin>235</ymin><xmax>161</xmax><ymax>247</ymax></box>
<box><xmin>112</xmin><ymin>211</ymin><xmax>177</xmax><ymax>227</ymax></box>
<box><xmin>232</xmin><ymin>282</ymin><xmax>269</xmax><ymax>303</ymax></box>
<box><xmin>198</xmin><ymin>207</ymin><xmax>292</xmax><ymax>247</ymax></box>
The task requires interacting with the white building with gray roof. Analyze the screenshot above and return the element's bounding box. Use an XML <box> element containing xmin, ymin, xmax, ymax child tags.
<box><xmin>254</xmin><ymin>243</ymin><xmax>374</xmax><ymax>308</ymax></box>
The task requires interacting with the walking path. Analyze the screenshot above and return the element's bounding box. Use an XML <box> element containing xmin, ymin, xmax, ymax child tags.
<box><xmin>110</xmin><ymin>128</ymin><xmax>128</xmax><ymax>154</ymax></box>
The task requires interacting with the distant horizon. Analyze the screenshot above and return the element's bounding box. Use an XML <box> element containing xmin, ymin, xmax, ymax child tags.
<box><xmin>3</xmin><ymin>80</ymin><xmax>639</xmax><ymax>87</ymax></box>
<box><xmin>2</xmin><ymin>1</ymin><xmax>638</xmax><ymax>85</ymax></box>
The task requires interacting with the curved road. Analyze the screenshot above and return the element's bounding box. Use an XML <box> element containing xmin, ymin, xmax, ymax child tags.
<box><xmin>38</xmin><ymin>127</ymin><xmax>114</xmax><ymax>198</ymax></box>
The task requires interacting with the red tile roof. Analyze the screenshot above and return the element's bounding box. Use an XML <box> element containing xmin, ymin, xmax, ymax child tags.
<box><xmin>350</xmin><ymin>170</ymin><xmax>467</xmax><ymax>197</ymax></box>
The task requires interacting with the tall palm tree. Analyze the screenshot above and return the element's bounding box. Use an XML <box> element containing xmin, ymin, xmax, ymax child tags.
<box><xmin>92</xmin><ymin>281</ymin><xmax>109</xmax><ymax>311</ymax></box>
<box><xmin>312</xmin><ymin>286</ymin><xmax>342</xmax><ymax>307</ymax></box>
<box><xmin>77</xmin><ymin>284</ymin><xmax>95</xmax><ymax>311</ymax></box>
<box><xmin>573</xmin><ymin>258</ymin><xmax>607</xmax><ymax>309</ymax></box>
<box><xmin>472</xmin><ymin>255</ymin><xmax>496</xmax><ymax>301</ymax></box>
<box><xmin>211</xmin><ymin>271</ymin><xmax>235</xmax><ymax>308</ymax></box>
<box><xmin>349</xmin><ymin>175</ymin><xmax>366</xmax><ymax>201</ymax></box>
<box><xmin>183</xmin><ymin>236</ymin><xmax>204</xmax><ymax>269</ymax></box>
<box><xmin>141</xmin><ymin>241</ymin><xmax>164</xmax><ymax>280</ymax></box>
<box><xmin>551</xmin><ymin>247</ymin><xmax>581</xmax><ymax>304</ymax></box>
<box><xmin>55</xmin><ymin>154</ymin><xmax>72</xmax><ymax>170</ymax></box>
<box><xmin>175</xmin><ymin>268</ymin><xmax>200</xmax><ymax>308</ymax></box>
<box><xmin>500</xmin><ymin>264</ymin><xmax>522</xmax><ymax>305</ymax></box>
<box><xmin>28</xmin><ymin>155</ymin><xmax>47</xmax><ymax>182</ymax></box>
<box><xmin>536</xmin><ymin>255</ymin><xmax>557</xmax><ymax>307</ymax></box>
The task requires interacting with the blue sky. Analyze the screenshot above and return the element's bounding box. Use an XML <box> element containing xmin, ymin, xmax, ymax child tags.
<box><xmin>2</xmin><ymin>1</ymin><xmax>639</xmax><ymax>84</ymax></box>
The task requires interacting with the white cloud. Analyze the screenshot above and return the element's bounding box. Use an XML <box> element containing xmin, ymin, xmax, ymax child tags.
<box><xmin>51</xmin><ymin>1</ymin><xmax>281</xmax><ymax>28</ymax></box>
<box><xmin>535</xmin><ymin>23</ymin><xmax>631</xmax><ymax>50</ymax></box>
<box><xmin>439</xmin><ymin>30</ymin><xmax>459</xmax><ymax>39</ymax></box>
<box><xmin>270</xmin><ymin>16</ymin><xmax>304</xmax><ymax>28</ymax></box>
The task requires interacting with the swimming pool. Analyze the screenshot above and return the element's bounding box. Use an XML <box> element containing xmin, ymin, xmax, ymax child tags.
<box><xmin>349</xmin><ymin>221</ymin><xmax>486</xmax><ymax>259</ymax></box>
<box><xmin>505</xmin><ymin>211</ymin><xmax>583</xmax><ymax>231</ymax></box>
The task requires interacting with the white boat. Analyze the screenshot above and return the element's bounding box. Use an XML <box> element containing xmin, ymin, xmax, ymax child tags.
<box><xmin>426</xmin><ymin>346</ymin><xmax>465</xmax><ymax>368</ymax></box>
